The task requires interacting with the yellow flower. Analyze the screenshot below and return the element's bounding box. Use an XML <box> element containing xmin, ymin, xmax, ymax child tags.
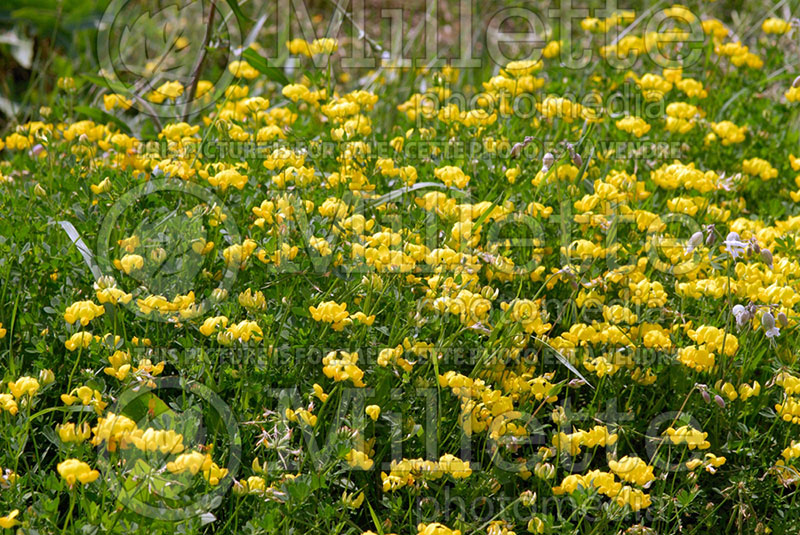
<box><xmin>228</xmin><ymin>60</ymin><xmax>259</xmax><ymax>80</ymax></box>
<box><xmin>57</xmin><ymin>422</ymin><xmax>92</xmax><ymax>443</ymax></box>
<box><xmin>341</xmin><ymin>490</ymin><xmax>364</xmax><ymax>508</ymax></box>
<box><xmin>61</xmin><ymin>386</ymin><xmax>107</xmax><ymax>414</ymax></box>
<box><xmin>65</xmin><ymin>331</ymin><xmax>93</xmax><ymax>351</ymax></box>
<box><xmin>282</xmin><ymin>83</ymin><xmax>310</xmax><ymax>102</ymax></box>
<box><xmin>116</xmin><ymin>254</ymin><xmax>144</xmax><ymax>274</ymax></box>
<box><xmin>90</xmin><ymin>177</ymin><xmax>112</xmax><ymax>194</ymax></box>
<box><xmin>208</xmin><ymin>168</ymin><xmax>248</xmax><ymax>191</ymax></box>
<box><xmin>762</xmin><ymin>17</ymin><xmax>791</xmax><ymax>34</ymax></box>
<box><xmin>434</xmin><ymin>166</ymin><xmax>470</xmax><ymax>189</ymax></box>
<box><xmin>720</xmin><ymin>382</ymin><xmax>738</xmax><ymax>401</ymax></box>
<box><xmin>0</xmin><ymin>395</ymin><xmax>18</xmax><ymax>416</ymax></box>
<box><xmin>309</xmin><ymin>38</ymin><xmax>338</xmax><ymax>55</ymax></box>
<box><xmin>417</xmin><ymin>522</ymin><xmax>461</xmax><ymax>535</ymax></box>
<box><xmin>8</xmin><ymin>376</ymin><xmax>39</xmax><ymax>399</ymax></box>
<box><xmin>608</xmin><ymin>456</ymin><xmax>655</xmax><ymax>486</ymax></box>
<box><xmin>103</xmin><ymin>93</ymin><xmax>132</xmax><ymax>111</ymax></box>
<box><xmin>0</xmin><ymin>510</ymin><xmax>20</xmax><ymax>529</ymax></box>
<box><xmin>323</xmin><ymin>351</ymin><xmax>365</xmax><ymax>387</ymax></box>
<box><xmin>438</xmin><ymin>454</ymin><xmax>472</xmax><ymax>478</ymax></box>
<box><xmin>167</xmin><ymin>451</ymin><xmax>212</xmax><ymax>475</ymax></box>
<box><xmin>286</xmin><ymin>38</ymin><xmax>312</xmax><ymax>56</ymax></box>
<box><xmin>148</xmin><ymin>81</ymin><xmax>184</xmax><ymax>103</ymax></box>
<box><xmin>309</xmin><ymin>301</ymin><xmax>349</xmax><ymax>325</ymax></box>
<box><xmin>366</xmin><ymin>405</ymin><xmax>381</xmax><ymax>421</ymax></box>
<box><xmin>57</xmin><ymin>459</ymin><xmax>100</xmax><ymax>486</ymax></box>
<box><xmin>91</xmin><ymin>413</ymin><xmax>137</xmax><ymax>451</ymax></box>
<box><xmin>710</xmin><ymin>121</ymin><xmax>746</xmax><ymax>145</ymax></box>
<box><xmin>64</xmin><ymin>300</ymin><xmax>105</xmax><ymax>326</ymax></box>
<box><xmin>126</xmin><ymin>428</ymin><xmax>185</xmax><ymax>454</ymax></box>
<box><xmin>543</xmin><ymin>40</ymin><xmax>561</xmax><ymax>58</ymax></box>
<box><xmin>345</xmin><ymin>449</ymin><xmax>373</xmax><ymax>470</ymax></box>
<box><xmin>57</xmin><ymin>76</ymin><xmax>76</xmax><ymax>91</ymax></box>
<box><xmin>665</xmin><ymin>425</ymin><xmax>710</xmax><ymax>450</ymax></box>
<box><xmin>615</xmin><ymin>116</ymin><xmax>651</xmax><ymax>137</ymax></box>
<box><xmin>742</xmin><ymin>157</ymin><xmax>777</xmax><ymax>181</ymax></box>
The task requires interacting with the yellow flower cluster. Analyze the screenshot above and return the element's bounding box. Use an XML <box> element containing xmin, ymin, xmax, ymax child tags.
<box><xmin>381</xmin><ymin>454</ymin><xmax>472</xmax><ymax>492</ymax></box>
<box><xmin>322</xmin><ymin>351</ymin><xmax>366</xmax><ymax>387</ymax></box>
<box><xmin>665</xmin><ymin>425</ymin><xmax>711</xmax><ymax>450</ymax></box>
<box><xmin>615</xmin><ymin>116</ymin><xmax>651</xmax><ymax>137</ymax></box>
<box><xmin>57</xmin><ymin>459</ymin><xmax>99</xmax><ymax>486</ymax></box>
<box><xmin>309</xmin><ymin>300</ymin><xmax>375</xmax><ymax>331</ymax></box>
<box><xmin>553</xmin><ymin>469</ymin><xmax>651</xmax><ymax>511</ymax></box>
<box><xmin>552</xmin><ymin>425</ymin><xmax>618</xmax><ymax>456</ymax></box>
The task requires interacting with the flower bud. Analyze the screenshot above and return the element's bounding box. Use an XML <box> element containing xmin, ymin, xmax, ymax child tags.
<box><xmin>542</xmin><ymin>152</ymin><xmax>555</xmax><ymax>168</ymax></box>
<box><xmin>39</xmin><ymin>369</ymin><xmax>55</xmax><ymax>386</ymax></box>
<box><xmin>534</xmin><ymin>462</ymin><xmax>555</xmax><ymax>480</ymax></box>
<box><xmin>714</xmin><ymin>395</ymin><xmax>725</xmax><ymax>409</ymax></box>
<box><xmin>794</xmin><ymin>75</ymin><xmax>800</xmax><ymax>88</ymax></box>
<box><xmin>34</xmin><ymin>183</ymin><xmax>47</xmax><ymax>197</ymax></box>
<box><xmin>777</xmin><ymin>311</ymin><xmax>788</xmax><ymax>327</ymax></box>
<box><xmin>571</xmin><ymin>152</ymin><xmax>583</xmax><ymax>167</ymax></box>
<box><xmin>150</xmin><ymin>247</ymin><xmax>167</xmax><ymax>263</ymax></box>
<box><xmin>701</xmin><ymin>388</ymin><xmax>710</xmax><ymax>404</ymax></box>
<box><xmin>94</xmin><ymin>275</ymin><xmax>117</xmax><ymax>290</ymax></box>
<box><xmin>520</xmin><ymin>490</ymin><xmax>537</xmax><ymax>506</ymax></box>
<box><xmin>480</xmin><ymin>286</ymin><xmax>498</xmax><ymax>300</ymax></box>
<box><xmin>510</xmin><ymin>142</ymin><xmax>525</xmax><ymax>159</ymax></box>
<box><xmin>686</xmin><ymin>231</ymin><xmax>703</xmax><ymax>253</ymax></box>
<box><xmin>30</xmin><ymin>144</ymin><xmax>45</xmax><ymax>158</ymax></box>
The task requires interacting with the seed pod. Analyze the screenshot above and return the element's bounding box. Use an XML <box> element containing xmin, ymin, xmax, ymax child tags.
<box><xmin>794</xmin><ymin>75</ymin><xmax>800</xmax><ymax>88</ymax></box>
<box><xmin>761</xmin><ymin>311</ymin><xmax>776</xmax><ymax>331</ymax></box>
<box><xmin>761</xmin><ymin>248</ymin><xmax>773</xmax><ymax>268</ymax></box>
<box><xmin>543</xmin><ymin>152</ymin><xmax>555</xmax><ymax>168</ymax></box>
<box><xmin>777</xmin><ymin>311</ymin><xmax>788</xmax><ymax>327</ymax></box>
<box><xmin>714</xmin><ymin>395</ymin><xmax>725</xmax><ymax>409</ymax></box>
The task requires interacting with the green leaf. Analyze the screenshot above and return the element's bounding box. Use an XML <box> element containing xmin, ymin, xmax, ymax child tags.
<box><xmin>80</xmin><ymin>73</ymin><xmax>116</xmax><ymax>91</ymax></box>
<box><xmin>241</xmin><ymin>48</ymin><xmax>289</xmax><ymax>86</ymax></box>
<box><xmin>223</xmin><ymin>0</ymin><xmax>248</xmax><ymax>25</ymax></box>
<box><xmin>74</xmin><ymin>105</ymin><xmax>132</xmax><ymax>134</ymax></box>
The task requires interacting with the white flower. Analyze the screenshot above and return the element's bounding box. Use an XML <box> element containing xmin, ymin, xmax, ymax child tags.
<box><xmin>732</xmin><ymin>304</ymin><xmax>750</xmax><ymax>327</ymax></box>
<box><xmin>716</xmin><ymin>172</ymin><xmax>740</xmax><ymax>192</ymax></box>
<box><xmin>761</xmin><ymin>312</ymin><xmax>780</xmax><ymax>339</ymax></box>
<box><xmin>724</xmin><ymin>231</ymin><xmax>747</xmax><ymax>259</ymax></box>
